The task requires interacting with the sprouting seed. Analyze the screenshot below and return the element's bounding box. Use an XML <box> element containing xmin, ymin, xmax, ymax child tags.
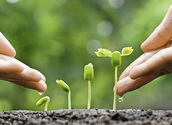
<box><xmin>84</xmin><ymin>63</ymin><xmax>94</xmax><ymax>109</ymax></box>
<box><xmin>56</xmin><ymin>80</ymin><xmax>71</xmax><ymax>109</ymax></box>
<box><xmin>36</xmin><ymin>96</ymin><xmax>50</xmax><ymax>111</ymax></box>
<box><xmin>111</xmin><ymin>51</ymin><xmax>121</xmax><ymax>67</ymax></box>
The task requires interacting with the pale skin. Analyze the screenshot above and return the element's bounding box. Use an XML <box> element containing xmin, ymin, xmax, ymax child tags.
<box><xmin>116</xmin><ymin>5</ymin><xmax>172</xmax><ymax>97</ymax></box>
<box><xmin>0</xmin><ymin>32</ymin><xmax>47</xmax><ymax>93</ymax></box>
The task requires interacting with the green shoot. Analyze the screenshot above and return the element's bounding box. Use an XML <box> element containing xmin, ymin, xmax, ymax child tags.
<box><xmin>95</xmin><ymin>47</ymin><xmax>133</xmax><ymax>111</ymax></box>
<box><xmin>56</xmin><ymin>80</ymin><xmax>71</xmax><ymax>109</ymax></box>
<box><xmin>36</xmin><ymin>96</ymin><xmax>50</xmax><ymax>111</ymax></box>
<box><xmin>84</xmin><ymin>63</ymin><xmax>94</xmax><ymax>109</ymax></box>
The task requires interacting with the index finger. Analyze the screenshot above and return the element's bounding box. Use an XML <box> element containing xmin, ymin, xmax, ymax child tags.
<box><xmin>119</xmin><ymin>50</ymin><xmax>158</xmax><ymax>80</ymax></box>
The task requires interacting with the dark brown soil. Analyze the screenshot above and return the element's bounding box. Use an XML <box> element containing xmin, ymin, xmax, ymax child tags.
<box><xmin>0</xmin><ymin>109</ymin><xmax>171</xmax><ymax>125</ymax></box>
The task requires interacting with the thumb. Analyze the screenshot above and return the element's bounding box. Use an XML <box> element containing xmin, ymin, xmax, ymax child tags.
<box><xmin>141</xmin><ymin>5</ymin><xmax>172</xmax><ymax>52</ymax></box>
<box><xmin>0</xmin><ymin>32</ymin><xmax>16</xmax><ymax>57</ymax></box>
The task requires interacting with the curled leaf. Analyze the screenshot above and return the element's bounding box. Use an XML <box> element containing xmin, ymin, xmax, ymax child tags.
<box><xmin>36</xmin><ymin>96</ymin><xmax>50</xmax><ymax>106</ymax></box>
<box><xmin>84</xmin><ymin>63</ymin><xmax>94</xmax><ymax>81</ymax></box>
<box><xmin>95</xmin><ymin>48</ymin><xmax>112</xmax><ymax>57</ymax></box>
<box><xmin>56</xmin><ymin>80</ymin><xmax>70</xmax><ymax>92</ymax></box>
<box><xmin>36</xmin><ymin>96</ymin><xmax>50</xmax><ymax>111</ymax></box>
<box><xmin>111</xmin><ymin>51</ymin><xmax>121</xmax><ymax>67</ymax></box>
<box><xmin>121</xmin><ymin>47</ymin><xmax>133</xmax><ymax>56</ymax></box>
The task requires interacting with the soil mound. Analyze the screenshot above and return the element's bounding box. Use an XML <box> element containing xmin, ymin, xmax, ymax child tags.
<box><xmin>0</xmin><ymin>109</ymin><xmax>171</xmax><ymax>125</ymax></box>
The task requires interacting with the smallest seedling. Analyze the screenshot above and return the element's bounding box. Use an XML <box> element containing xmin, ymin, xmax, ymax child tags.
<box><xmin>56</xmin><ymin>80</ymin><xmax>71</xmax><ymax>109</ymax></box>
<box><xmin>36</xmin><ymin>96</ymin><xmax>50</xmax><ymax>111</ymax></box>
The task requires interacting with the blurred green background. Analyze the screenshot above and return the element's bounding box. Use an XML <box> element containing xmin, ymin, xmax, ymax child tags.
<box><xmin>0</xmin><ymin>0</ymin><xmax>171</xmax><ymax>111</ymax></box>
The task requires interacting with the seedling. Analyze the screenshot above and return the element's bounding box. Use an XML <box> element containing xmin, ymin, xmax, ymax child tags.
<box><xmin>95</xmin><ymin>47</ymin><xmax>133</xmax><ymax>111</ymax></box>
<box><xmin>56</xmin><ymin>80</ymin><xmax>71</xmax><ymax>109</ymax></box>
<box><xmin>84</xmin><ymin>63</ymin><xmax>94</xmax><ymax>109</ymax></box>
<box><xmin>36</xmin><ymin>96</ymin><xmax>50</xmax><ymax>111</ymax></box>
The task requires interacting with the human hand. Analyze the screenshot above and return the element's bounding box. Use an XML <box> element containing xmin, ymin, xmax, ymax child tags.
<box><xmin>0</xmin><ymin>32</ymin><xmax>47</xmax><ymax>93</ymax></box>
<box><xmin>116</xmin><ymin>5</ymin><xmax>172</xmax><ymax>96</ymax></box>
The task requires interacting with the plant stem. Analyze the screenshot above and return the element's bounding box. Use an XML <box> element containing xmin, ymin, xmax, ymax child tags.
<box><xmin>68</xmin><ymin>91</ymin><xmax>71</xmax><ymax>109</ymax></box>
<box><xmin>87</xmin><ymin>80</ymin><xmax>91</xmax><ymax>109</ymax></box>
<box><xmin>44</xmin><ymin>98</ymin><xmax>50</xmax><ymax>111</ymax></box>
<box><xmin>113</xmin><ymin>66</ymin><xmax>117</xmax><ymax>111</ymax></box>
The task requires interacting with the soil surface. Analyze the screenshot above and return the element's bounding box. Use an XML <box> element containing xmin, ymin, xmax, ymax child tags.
<box><xmin>0</xmin><ymin>109</ymin><xmax>171</xmax><ymax>125</ymax></box>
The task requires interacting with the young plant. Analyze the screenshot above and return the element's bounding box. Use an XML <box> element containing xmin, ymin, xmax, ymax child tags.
<box><xmin>95</xmin><ymin>47</ymin><xmax>133</xmax><ymax>111</ymax></box>
<box><xmin>36</xmin><ymin>96</ymin><xmax>50</xmax><ymax>111</ymax></box>
<box><xmin>56</xmin><ymin>80</ymin><xmax>71</xmax><ymax>109</ymax></box>
<box><xmin>84</xmin><ymin>63</ymin><xmax>94</xmax><ymax>109</ymax></box>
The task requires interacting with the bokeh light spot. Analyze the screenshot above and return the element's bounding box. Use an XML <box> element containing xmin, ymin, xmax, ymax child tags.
<box><xmin>86</xmin><ymin>40</ymin><xmax>102</xmax><ymax>56</ymax></box>
<box><xmin>6</xmin><ymin>0</ymin><xmax>19</xmax><ymax>3</ymax></box>
<box><xmin>108</xmin><ymin>0</ymin><xmax>125</xmax><ymax>9</ymax></box>
<box><xmin>97</xmin><ymin>21</ymin><xmax>113</xmax><ymax>37</ymax></box>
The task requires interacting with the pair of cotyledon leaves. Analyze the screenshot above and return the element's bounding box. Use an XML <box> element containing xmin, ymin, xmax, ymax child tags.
<box><xmin>95</xmin><ymin>47</ymin><xmax>133</xmax><ymax>57</ymax></box>
<box><xmin>95</xmin><ymin>47</ymin><xmax>133</xmax><ymax>67</ymax></box>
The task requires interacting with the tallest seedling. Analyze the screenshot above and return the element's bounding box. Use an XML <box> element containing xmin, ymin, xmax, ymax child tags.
<box><xmin>95</xmin><ymin>47</ymin><xmax>133</xmax><ymax>111</ymax></box>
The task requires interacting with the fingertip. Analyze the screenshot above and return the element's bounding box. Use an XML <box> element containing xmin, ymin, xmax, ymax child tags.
<box><xmin>141</xmin><ymin>42</ymin><xmax>146</xmax><ymax>52</ymax></box>
<box><xmin>141</xmin><ymin>41</ymin><xmax>150</xmax><ymax>52</ymax></box>
<box><xmin>41</xmin><ymin>74</ymin><xmax>46</xmax><ymax>82</ymax></box>
<box><xmin>37</xmin><ymin>80</ymin><xmax>47</xmax><ymax>93</ymax></box>
<box><xmin>9</xmin><ymin>47</ymin><xmax>16</xmax><ymax>57</ymax></box>
<box><xmin>116</xmin><ymin>77</ymin><xmax>130</xmax><ymax>96</ymax></box>
<box><xmin>116</xmin><ymin>86</ymin><xmax>124</xmax><ymax>97</ymax></box>
<box><xmin>12</xmin><ymin>49</ymin><xmax>16</xmax><ymax>57</ymax></box>
<box><xmin>129</xmin><ymin>68</ymin><xmax>137</xmax><ymax>79</ymax></box>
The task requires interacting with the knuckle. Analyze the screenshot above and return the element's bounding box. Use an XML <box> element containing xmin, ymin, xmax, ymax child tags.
<box><xmin>157</xmin><ymin>49</ymin><xmax>171</xmax><ymax>63</ymax></box>
<box><xmin>158</xmin><ymin>49</ymin><xmax>166</xmax><ymax>58</ymax></box>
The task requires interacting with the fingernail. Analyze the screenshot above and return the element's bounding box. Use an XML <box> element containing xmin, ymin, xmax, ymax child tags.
<box><xmin>37</xmin><ymin>80</ymin><xmax>47</xmax><ymax>93</ymax></box>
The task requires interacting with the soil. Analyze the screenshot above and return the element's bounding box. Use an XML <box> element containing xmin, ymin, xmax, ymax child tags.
<box><xmin>0</xmin><ymin>109</ymin><xmax>171</xmax><ymax>125</ymax></box>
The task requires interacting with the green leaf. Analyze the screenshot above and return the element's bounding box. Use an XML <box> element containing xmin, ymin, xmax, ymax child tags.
<box><xmin>56</xmin><ymin>80</ymin><xmax>70</xmax><ymax>92</ymax></box>
<box><xmin>121</xmin><ymin>47</ymin><xmax>134</xmax><ymax>56</ymax></box>
<box><xmin>95</xmin><ymin>48</ymin><xmax>112</xmax><ymax>57</ymax></box>
<box><xmin>111</xmin><ymin>51</ymin><xmax>121</xmax><ymax>67</ymax></box>
<box><xmin>36</xmin><ymin>96</ymin><xmax>50</xmax><ymax>106</ymax></box>
<box><xmin>84</xmin><ymin>63</ymin><xmax>94</xmax><ymax>81</ymax></box>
